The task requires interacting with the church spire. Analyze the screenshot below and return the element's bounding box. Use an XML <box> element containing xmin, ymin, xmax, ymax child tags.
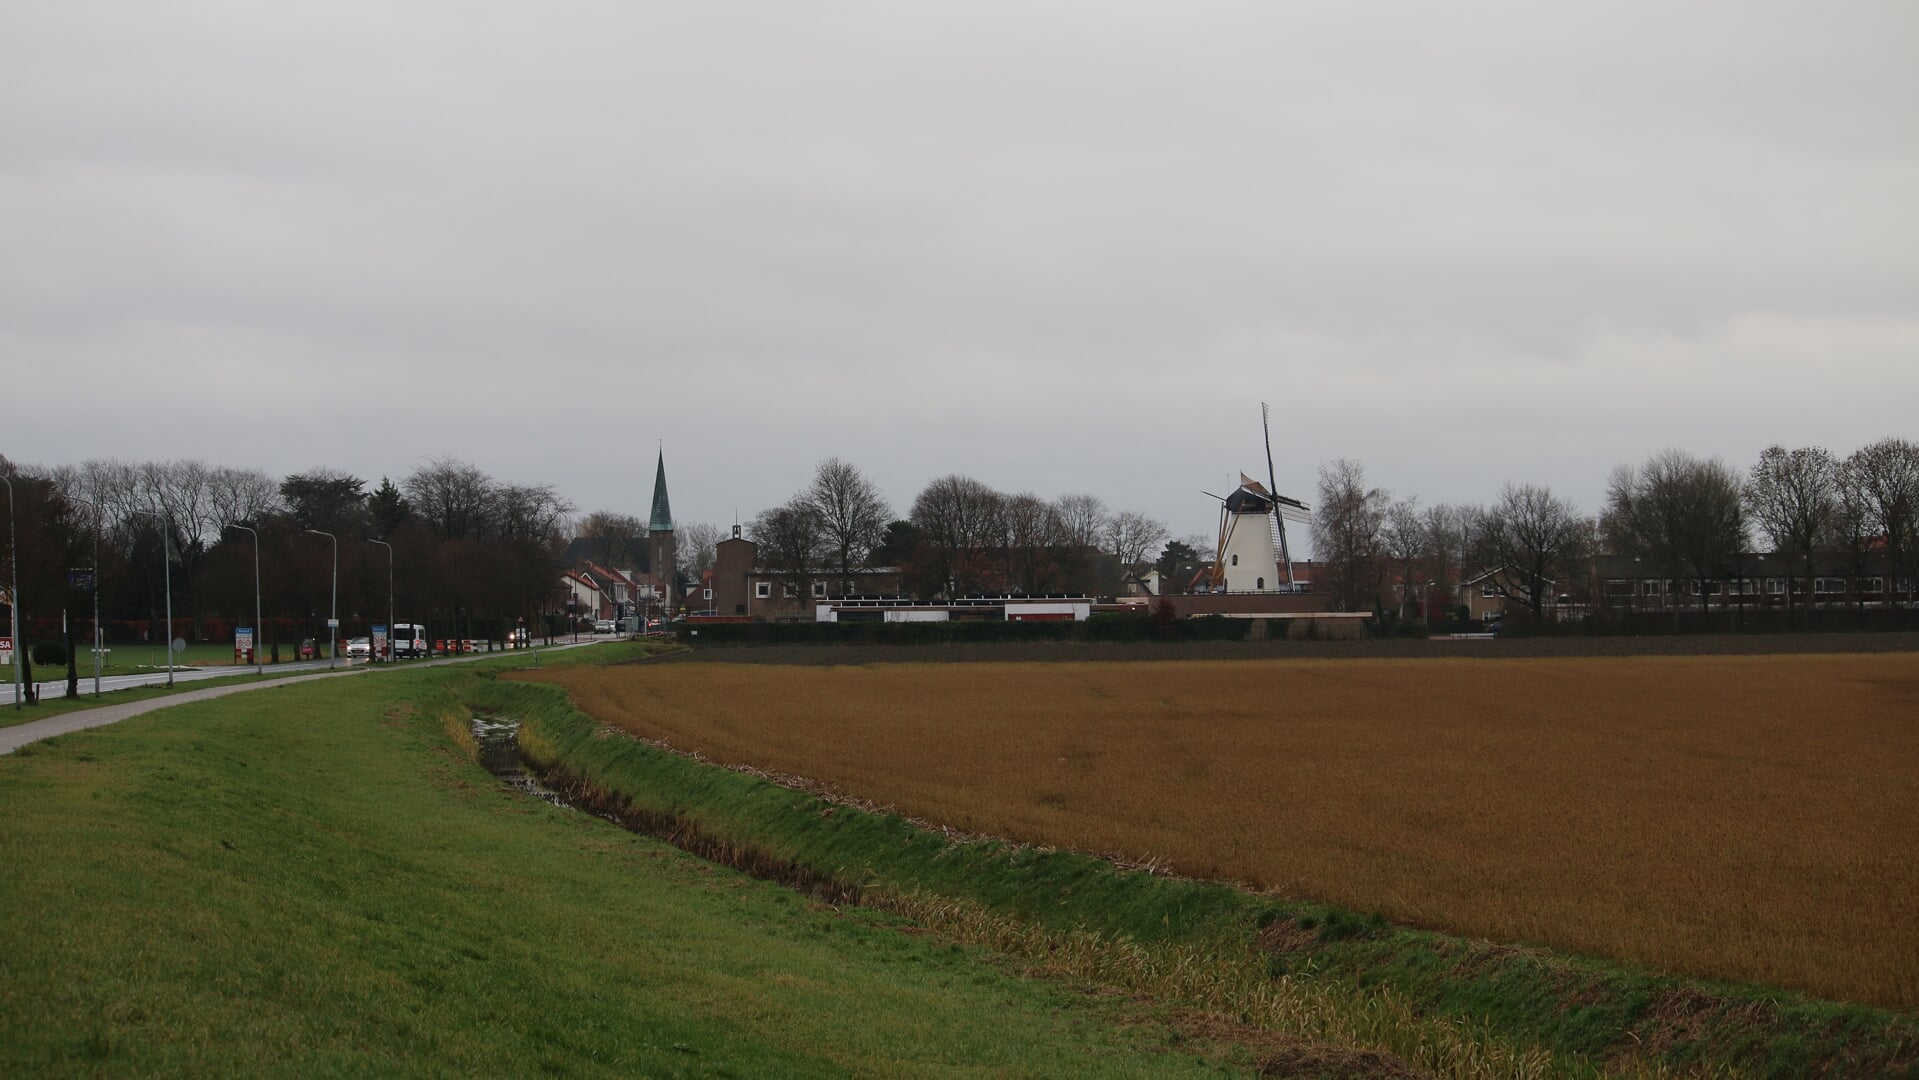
<box><xmin>648</xmin><ymin>447</ymin><xmax>673</xmax><ymax>534</ymax></box>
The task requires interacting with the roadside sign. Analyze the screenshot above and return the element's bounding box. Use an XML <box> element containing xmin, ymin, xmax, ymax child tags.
<box><xmin>171</xmin><ymin>637</ymin><xmax>187</xmax><ymax>655</ymax></box>
<box><xmin>67</xmin><ymin>569</ymin><xmax>96</xmax><ymax>592</ymax></box>
<box><xmin>371</xmin><ymin>625</ymin><xmax>388</xmax><ymax>662</ymax></box>
<box><xmin>235</xmin><ymin>627</ymin><xmax>254</xmax><ymax>665</ymax></box>
<box><xmin>0</xmin><ymin>636</ymin><xmax>11</xmax><ymax>665</ymax></box>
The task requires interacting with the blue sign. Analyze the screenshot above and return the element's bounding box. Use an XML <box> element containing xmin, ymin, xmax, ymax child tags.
<box><xmin>67</xmin><ymin>569</ymin><xmax>96</xmax><ymax>592</ymax></box>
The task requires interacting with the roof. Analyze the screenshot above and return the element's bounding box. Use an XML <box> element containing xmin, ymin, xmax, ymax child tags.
<box><xmin>648</xmin><ymin>449</ymin><xmax>673</xmax><ymax>533</ymax></box>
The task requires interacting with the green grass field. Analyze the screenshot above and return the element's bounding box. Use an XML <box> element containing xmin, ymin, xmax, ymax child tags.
<box><xmin>0</xmin><ymin>655</ymin><xmax>1252</xmax><ymax>1077</ymax></box>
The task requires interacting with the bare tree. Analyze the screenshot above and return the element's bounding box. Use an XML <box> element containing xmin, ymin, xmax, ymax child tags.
<box><xmin>806</xmin><ymin>457</ymin><xmax>892</xmax><ymax>593</ymax></box>
<box><xmin>1311</xmin><ymin>459</ymin><xmax>1388</xmax><ymax>612</ymax></box>
<box><xmin>1472</xmin><ymin>483</ymin><xmax>1591</xmax><ymax>619</ymax></box>
<box><xmin>1833</xmin><ymin>460</ymin><xmax>1876</xmax><ymax>610</ymax></box>
<box><xmin>999</xmin><ymin>492</ymin><xmax>1066</xmax><ymax>593</ymax></box>
<box><xmin>578</xmin><ymin>510</ymin><xmax>649</xmax><ymax>568</ymax></box>
<box><xmin>1423</xmin><ymin>503</ymin><xmax>1468</xmax><ymax>599</ymax></box>
<box><xmin>495</xmin><ymin>483</ymin><xmax>572</xmax><ymax>546</ymax></box>
<box><xmin>208</xmin><ymin>467</ymin><xmax>281</xmax><ymax>527</ymax></box>
<box><xmin>911</xmin><ymin>475</ymin><xmax>1004</xmax><ymax>596</ymax></box>
<box><xmin>1104</xmin><ymin>510</ymin><xmax>1169</xmax><ymax>573</ymax></box>
<box><xmin>1744</xmin><ymin>446</ymin><xmax>1838</xmax><ymax>626</ymax></box>
<box><xmin>403</xmin><ymin>458</ymin><xmax>494</xmax><ymax>541</ymax></box>
<box><xmin>1845</xmin><ymin>437</ymin><xmax>1919</xmax><ymax>609</ymax></box>
<box><xmin>751</xmin><ymin>497</ymin><xmax>827</xmax><ymax>605</ymax></box>
<box><xmin>1381</xmin><ymin>496</ymin><xmax>1426</xmax><ymax>620</ymax></box>
<box><xmin>1054</xmin><ymin>494</ymin><xmax>1109</xmax><ymax>551</ymax></box>
<box><xmin>1604</xmin><ymin>450</ymin><xmax>1746</xmax><ymax>615</ymax></box>
<box><xmin>677</xmin><ymin>521</ymin><xmax>723</xmax><ymax>582</ymax></box>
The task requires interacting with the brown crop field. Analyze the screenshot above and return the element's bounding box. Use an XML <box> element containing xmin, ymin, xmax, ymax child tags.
<box><xmin>524</xmin><ymin>652</ymin><xmax>1919</xmax><ymax>1010</ymax></box>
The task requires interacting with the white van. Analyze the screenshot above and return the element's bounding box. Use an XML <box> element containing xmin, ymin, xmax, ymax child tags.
<box><xmin>391</xmin><ymin>622</ymin><xmax>428</xmax><ymax>659</ymax></box>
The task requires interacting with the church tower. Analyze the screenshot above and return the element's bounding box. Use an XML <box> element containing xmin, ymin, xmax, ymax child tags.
<box><xmin>648</xmin><ymin>448</ymin><xmax>676</xmax><ymax>612</ymax></box>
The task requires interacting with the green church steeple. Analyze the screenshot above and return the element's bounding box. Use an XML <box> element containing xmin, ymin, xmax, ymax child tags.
<box><xmin>648</xmin><ymin>448</ymin><xmax>673</xmax><ymax>534</ymax></box>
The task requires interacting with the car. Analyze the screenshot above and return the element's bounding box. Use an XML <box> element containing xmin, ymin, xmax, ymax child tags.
<box><xmin>593</xmin><ymin>618</ymin><xmax>617</xmax><ymax>634</ymax></box>
<box><xmin>346</xmin><ymin>636</ymin><xmax>371</xmax><ymax>659</ymax></box>
<box><xmin>506</xmin><ymin>627</ymin><xmax>530</xmax><ymax>648</ymax></box>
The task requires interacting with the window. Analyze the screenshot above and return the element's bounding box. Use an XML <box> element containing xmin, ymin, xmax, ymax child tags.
<box><xmin>1256</xmin><ymin>577</ymin><xmax>1265</xmax><ymax>590</ymax></box>
<box><xmin>1230</xmin><ymin>554</ymin><xmax>1238</xmax><ymax>566</ymax></box>
<box><xmin>812</xmin><ymin>582</ymin><xmax>826</xmax><ymax>597</ymax></box>
<box><xmin>755</xmin><ymin>582</ymin><xmax>771</xmax><ymax>599</ymax></box>
<box><xmin>1767</xmin><ymin>578</ymin><xmax>1783</xmax><ymax>595</ymax></box>
<box><xmin>1481</xmin><ymin>582</ymin><xmax>1499</xmax><ymax>597</ymax></box>
<box><xmin>702</xmin><ymin>588</ymin><xmax>713</xmax><ymax>601</ymax></box>
<box><xmin>1859</xmin><ymin>577</ymin><xmax>1885</xmax><ymax>594</ymax></box>
<box><xmin>1604</xmin><ymin>579</ymin><xmax>1633</xmax><ymax>597</ymax></box>
<box><xmin>1814</xmin><ymin>577</ymin><xmax>1845</xmax><ymax>595</ymax></box>
<box><xmin>784</xmin><ymin>584</ymin><xmax>797</xmax><ymax>598</ymax></box>
<box><xmin>1643</xmin><ymin>580</ymin><xmax>1662</xmax><ymax>596</ymax></box>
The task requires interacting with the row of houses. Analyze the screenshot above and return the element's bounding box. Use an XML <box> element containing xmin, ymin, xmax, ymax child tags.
<box><xmin>1451</xmin><ymin>552</ymin><xmax>1916</xmax><ymax>623</ymax></box>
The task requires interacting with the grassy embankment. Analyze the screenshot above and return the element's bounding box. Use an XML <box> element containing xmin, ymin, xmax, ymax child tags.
<box><xmin>0</xmin><ymin>644</ymin><xmax>1262</xmax><ymax>1078</ymax></box>
<box><xmin>509</xmin><ymin>654</ymin><xmax>1919</xmax><ymax>1077</ymax></box>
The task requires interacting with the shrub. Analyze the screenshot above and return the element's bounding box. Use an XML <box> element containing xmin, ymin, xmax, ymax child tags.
<box><xmin>31</xmin><ymin>640</ymin><xmax>67</xmax><ymax>666</ymax></box>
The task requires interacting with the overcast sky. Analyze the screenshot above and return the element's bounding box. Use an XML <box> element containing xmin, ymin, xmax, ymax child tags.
<box><xmin>6</xmin><ymin>2</ymin><xmax>1915</xmax><ymax>549</ymax></box>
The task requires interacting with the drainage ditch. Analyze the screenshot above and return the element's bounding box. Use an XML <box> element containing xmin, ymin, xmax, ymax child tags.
<box><xmin>468</xmin><ymin>715</ymin><xmax>862</xmax><ymax>905</ymax></box>
<box><xmin>470</xmin><ymin>716</ymin><xmax>569</xmax><ymax>808</ymax></box>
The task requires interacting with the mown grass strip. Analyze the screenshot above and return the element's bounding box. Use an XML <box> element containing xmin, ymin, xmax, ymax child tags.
<box><xmin>485</xmin><ymin>666</ymin><xmax>1919</xmax><ymax>1078</ymax></box>
<box><xmin>0</xmin><ymin>651</ymin><xmax>1269</xmax><ymax>1077</ymax></box>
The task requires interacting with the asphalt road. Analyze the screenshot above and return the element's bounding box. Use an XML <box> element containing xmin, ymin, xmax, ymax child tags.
<box><xmin>0</xmin><ymin>633</ymin><xmax>623</xmax><ymax>706</ymax></box>
<box><xmin>0</xmin><ymin>637</ymin><xmax>609</xmax><ymax>753</ymax></box>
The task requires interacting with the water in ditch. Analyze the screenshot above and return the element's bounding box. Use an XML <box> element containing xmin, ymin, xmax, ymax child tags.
<box><xmin>470</xmin><ymin>716</ymin><xmax>570</xmax><ymax>808</ymax></box>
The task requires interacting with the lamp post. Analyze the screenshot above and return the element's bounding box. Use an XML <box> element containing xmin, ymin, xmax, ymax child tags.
<box><xmin>67</xmin><ymin>495</ymin><xmax>106</xmax><ymax>696</ymax></box>
<box><xmin>3</xmin><ymin>474</ymin><xmax>19</xmax><ymax>710</ymax></box>
<box><xmin>303</xmin><ymin>529</ymin><xmax>337</xmax><ymax>670</ymax></box>
<box><xmin>223</xmin><ymin>522</ymin><xmax>262</xmax><ymax>675</ymax></box>
<box><xmin>132</xmin><ymin>509</ymin><xmax>175</xmax><ymax>686</ymax></box>
<box><xmin>365</xmin><ymin>538</ymin><xmax>392</xmax><ymax>664</ymax></box>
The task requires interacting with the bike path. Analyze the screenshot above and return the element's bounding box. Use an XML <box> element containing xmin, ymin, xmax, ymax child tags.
<box><xmin>0</xmin><ymin>641</ymin><xmax>598</xmax><ymax>755</ymax></box>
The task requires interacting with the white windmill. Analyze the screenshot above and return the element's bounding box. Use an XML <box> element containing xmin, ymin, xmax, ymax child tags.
<box><xmin>1207</xmin><ymin>404</ymin><xmax>1310</xmax><ymax>593</ymax></box>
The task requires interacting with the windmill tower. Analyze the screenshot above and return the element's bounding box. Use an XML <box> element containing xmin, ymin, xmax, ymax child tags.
<box><xmin>1208</xmin><ymin>404</ymin><xmax>1310</xmax><ymax>593</ymax></box>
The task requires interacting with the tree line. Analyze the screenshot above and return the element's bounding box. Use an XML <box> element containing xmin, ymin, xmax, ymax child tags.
<box><xmin>1307</xmin><ymin>437</ymin><xmax>1918</xmax><ymax>622</ymax></box>
<box><xmin>723</xmin><ymin>458</ymin><xmax>1171</xmax><ymax>601</ymax></box>
<box><xmin>0</xmin><ymin>455</ymin><xmax>571</xmax><ymax>670</ymax></box>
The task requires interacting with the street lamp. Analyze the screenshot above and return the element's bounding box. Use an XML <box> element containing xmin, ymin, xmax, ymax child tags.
<box><xmin>303</xmin><ymin>529</ymin><xmax>337</xmax><ymax>670</ymax></box>
<box><xmin>132</xmin><ymin>509</ymin><xmax>175</xmax><ymax>687</ymax></box>
<box><xmin>223</xmin><ymin>522</ymin><xmax>263</xmax><ymax>675</ymax></box>
<box><xmin>365</xmin><ymin>538</ymin><xmax>393</xmax><ymax>664</ymax></box>
<box><xmin>68</xmin><ymin>495</ymin><xmax>105</xmax><ymax>696</ymax></box>
<box><xmin>2</xmin><ymin>474</ymin><xmax>19</xmax><ymax>711</ymax></box>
